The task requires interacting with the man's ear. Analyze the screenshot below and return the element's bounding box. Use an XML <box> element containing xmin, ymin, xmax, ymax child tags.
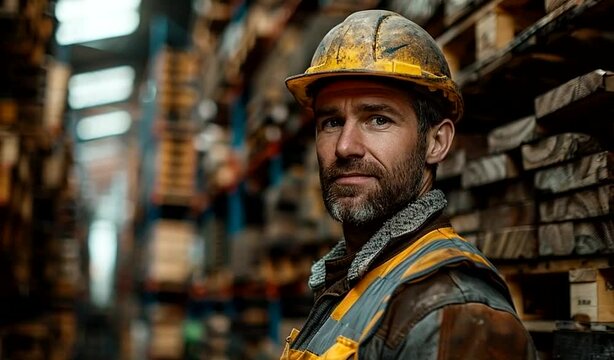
<box><xmin>426</xmin><ymin>119</ymin><xmax>455</xmax><ymax>165</ymax></box>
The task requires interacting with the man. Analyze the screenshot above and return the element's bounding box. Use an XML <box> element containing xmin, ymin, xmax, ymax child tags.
<box><xmin>281</xmin><ymin>9</ymin><xmax>537</xmax><ymax>359</ymax></box>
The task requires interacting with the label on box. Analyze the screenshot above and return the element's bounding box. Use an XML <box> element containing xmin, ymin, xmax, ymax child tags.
<box><xmin>570</xmin><ymin>282</ymin><xmax>598</xmax><ymax>321</ymax></box>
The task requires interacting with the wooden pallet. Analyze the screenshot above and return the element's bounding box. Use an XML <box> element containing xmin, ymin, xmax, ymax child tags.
<box><xmin>487</xmin><ymin>115</ymin><xmax>543</xmax><ymax>154</ymax></box>
<box><xmin>436</xmin><ymin>0</ymin><xmax>545</xmax><ymax>77</ymax></box>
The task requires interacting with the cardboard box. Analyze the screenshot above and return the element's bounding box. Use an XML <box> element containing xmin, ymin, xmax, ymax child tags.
<box><xmin>569</xmin><ymin>268</ymin><xmax>614</xmax><ymax>322</ymax></box>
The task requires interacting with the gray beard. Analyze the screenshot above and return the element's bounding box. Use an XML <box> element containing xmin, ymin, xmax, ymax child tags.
<box><xmin>319</xmin><ymin>140</ymin><xmax>426</xmax><ymax>227</ymax></box>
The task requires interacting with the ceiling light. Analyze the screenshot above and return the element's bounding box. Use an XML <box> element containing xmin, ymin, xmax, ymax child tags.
<box><xmin>76</xmin><ymin>111</ymin><xmax>132</xmax><ymax>141</ymax></box>
<box><xmin>55</xmin><ymin>0</ymin><xmax>141</xmax><ymax>45</ymax></box>
<box><xmin>69</xmin><ymin>66</ymin><xmax>135</xmax><ymax>109</ymax></box>
<box><xmin>56</xmin><ymin>11</ymin><xmax>140</xmax><ymax>45</ymax></box>
<box><xmin>56</xmin><ymin>0</ymin><xmax>141</xmax><ymax>22</ymax></box>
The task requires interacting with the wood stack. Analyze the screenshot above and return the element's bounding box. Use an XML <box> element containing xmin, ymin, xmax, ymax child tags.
<box><xmin>149</xmin><ymin>305</ymin><xmax>186</xmax><ymax>359</ymax></box>
<box><xmin>153</xmin><ymin>48</ymin><xmax>199</xmax><ymax>206</ymax></box>
<box><xmin>530</xmin><ymin>70</ymin><xmax>614</xmax><ymax>256</ymax></box>
<box><xmin>148</xmin><ymin>220</ymin><xmax>196</xmax><ymax>286</ymax></box>
<box><xmin>0</xmin><ymin>1</ymin><xmax>80</xmax><ymax>358</ymax></box>
<box><xmin>443</xmin><ymin>68</ymin><xmax>614</xmax><ymax>262</ymax></box>
<box><xmin>436</xmin><ymin>0</ymin><xmax>544</xmax><ymax>77</ymax></box>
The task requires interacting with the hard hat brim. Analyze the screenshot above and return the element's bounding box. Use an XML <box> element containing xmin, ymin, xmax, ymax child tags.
<box><xmin>285</xmin><ymin>70</ymin><xmax>463</xmax><ymax>123</ymax></box>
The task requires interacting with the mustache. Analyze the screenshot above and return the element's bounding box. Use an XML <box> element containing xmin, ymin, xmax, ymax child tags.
<box><xmin>321</xmin><ymin>158</ymin><xmax>384</xmax><ymax>181</ymax></box>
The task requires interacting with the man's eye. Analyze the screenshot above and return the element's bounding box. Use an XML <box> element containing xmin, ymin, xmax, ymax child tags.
<box><xmin>370</xmin><ymin>116</ymin><xmax>391</xmax><ymax>126</ymax></box>
<box><xmin>320</xmin><ymin>118</ymin><xmax>343</xmax><ymax>128</ymax></box>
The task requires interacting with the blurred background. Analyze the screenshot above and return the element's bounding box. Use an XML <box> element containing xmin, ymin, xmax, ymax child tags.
<box><xmin>0</xmin><ymin>0</ymin><xmax>613</xmax><ymax>359</ymax></box>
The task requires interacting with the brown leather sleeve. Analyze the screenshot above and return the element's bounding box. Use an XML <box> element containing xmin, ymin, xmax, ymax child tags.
<box><xmin>438</xmin><ymin>303</ymin><xmax>534</xmax><ymax>360</ymax></box>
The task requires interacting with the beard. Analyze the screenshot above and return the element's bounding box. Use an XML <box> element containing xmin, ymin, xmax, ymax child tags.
<box><xmin>319</xmin><ymin>137</ymin><xmax>426</xmax><ymax>227</ymax></box>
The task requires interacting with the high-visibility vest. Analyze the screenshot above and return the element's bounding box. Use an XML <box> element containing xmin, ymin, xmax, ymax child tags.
<box><xmin>281</xmin><ymin>227</ymin><xmax>510</xmax><ymax>360</ymax></box>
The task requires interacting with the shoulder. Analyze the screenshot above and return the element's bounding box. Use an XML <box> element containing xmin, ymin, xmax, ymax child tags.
<box><xmin>369</xmin><ymin>267</ymin><xmax>525</xmax><ymax>350</ymax></box>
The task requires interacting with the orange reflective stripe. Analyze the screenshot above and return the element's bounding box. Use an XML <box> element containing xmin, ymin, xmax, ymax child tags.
<box><xmin>401</xmin><ymin>247</ymin><xmax>493</xmax><ymax>281</ymax></box>
<box><xmin>331</xmin><ymin>227</ymin><xmax>462</xmax><ymax>321</ymax></box>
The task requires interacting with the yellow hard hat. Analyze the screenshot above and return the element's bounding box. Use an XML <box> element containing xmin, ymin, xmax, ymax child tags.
<box><xmin>285</xmin><ymin>10</ymin><xmax>463</xmax><ymax>123</ymax></box>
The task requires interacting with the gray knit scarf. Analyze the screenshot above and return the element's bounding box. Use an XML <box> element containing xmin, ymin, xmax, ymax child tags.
<box><xmin>308</xmin><ymin>189</ymin><xmax>447</xmax><ymax>290</ymax></box>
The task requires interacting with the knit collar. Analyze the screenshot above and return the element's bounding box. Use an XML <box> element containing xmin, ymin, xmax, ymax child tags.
<box><xmin>308</xmin><ymin>189</ymin><xmax>447</xmax><ymax>290</ymax></box>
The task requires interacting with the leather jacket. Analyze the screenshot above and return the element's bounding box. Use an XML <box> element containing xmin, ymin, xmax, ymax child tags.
<box><xmin>281</xmin><ymin>190</ymin><xmax>537</xmax><ymax>359</ymax></box>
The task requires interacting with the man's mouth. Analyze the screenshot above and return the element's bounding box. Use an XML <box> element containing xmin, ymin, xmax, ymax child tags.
<box><xmin>333</xmin><ymin>173</ymin><xmax>376</xmax><ymax>185</ymax></box>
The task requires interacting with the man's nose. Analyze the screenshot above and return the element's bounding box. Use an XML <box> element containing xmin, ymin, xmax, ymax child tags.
<box><xmin>335</xmin><ymin>122</ymin><xmax>365</xmax><ymax>159</ymax></box>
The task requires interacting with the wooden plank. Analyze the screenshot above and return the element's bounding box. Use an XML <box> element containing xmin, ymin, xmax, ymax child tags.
<box><xmin>487</xmin><ymin>115</ymin><xmax>541</xmax><ymax>153</ymax></box>
<box><xmin>535</xmin><ymin>151</ymin><xmax>614</xmax><ymax>194</ymax></box>
<box><xmin>538</xmin><ymin>220</ymin><xmax>613</xmax><ymax>256</ymax></box>
<box><xmin>480</xmin><ymin>226</ymin><xmax>537</xmax><ymax>259</ymax></box>
<box><xmin>453</xmin><ymin>0</ymin><xmax>604</xmax><ymax>90</ymax></box>
<box><xmin>476</xmin><ymin>6</ymin><xmax>515</xmax><ymax>61</ymax></box>
<box><xmin>535</xmin><ymin>69</ymin><xmax>614</xmax><ymax>140</ymax></box>
<box><xmin>539</xmin><ymin>184</ymin><xmax>613</xmax><ymax>222</ymax></box>
<box><xmin>461</xmin><ymin>153</ymin><xmax>519</xmax><ymax>188</ymax></box>
<box><xmin>438</xmin><ymin>0</ymin><xmax>506</xmax><ymax>47</ymax></box>
<box><xmin>535</xmin><ymin>69</ymin><xmax>614</xmax><ymax>118</ymax></box>
<box><xmin>538</xmin><ymin>222</ymin><xmax>575</xmax><ymax>256</ymax></box>
<box><xmin>544</xmin><ymin>0</ymin><xmax>573</xmax><ymax>12</ymax></box>
<box><xmin>575</xmin><ymin>220</ymin><xmax>614</xmax><ymax>254</ymax></box>
<box><xmin>521</xmin><ymin>133</ymin><xmax>602</xmax><ymax>170</ymax></box>
<box><xmin>480</xmin><ymin>202</ymin><xmax>536</xmax><ymax>231</ymax></box>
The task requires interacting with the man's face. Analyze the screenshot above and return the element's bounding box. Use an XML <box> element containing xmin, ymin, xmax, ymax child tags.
<box><xmin>314</xmin><ymin>79</ymin><xmax>427</xmax><ymax>227</ymax></box>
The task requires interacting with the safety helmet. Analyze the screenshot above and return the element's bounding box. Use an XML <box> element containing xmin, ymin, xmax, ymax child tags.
<box><xmin>285</xmin><ymin>10</ymin><xmax>463</xmax><ymax>123</ymax></box>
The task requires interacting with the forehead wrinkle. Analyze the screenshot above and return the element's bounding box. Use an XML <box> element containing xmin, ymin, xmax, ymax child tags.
<box><xmin>314</xmin><ymin>105</ymin><xmax>341</xmax><ymax>118</ymax></box>
<box><xmin>357</xmin><ymin>103</ymin><xmax>403</xmax><ymax>118</ymax></box>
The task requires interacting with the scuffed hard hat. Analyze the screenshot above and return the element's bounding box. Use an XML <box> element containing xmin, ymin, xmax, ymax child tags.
<box><xmin>286</xmin><ymin>10</ymin><xmax>463</xmax><ymax>122</ymax></box>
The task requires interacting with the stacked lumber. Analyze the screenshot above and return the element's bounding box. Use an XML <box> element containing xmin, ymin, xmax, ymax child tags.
<box><xmin>148</xmin><ymin>220</ymin><xmax>196</xmax><ymax>285</ymax></box>
<box><xmin>0</xmin><ymin>1</ymin><xmax>80</xmax><ymax>358</ymax></box>
<box><xmin>442</xmin><ymin>69</ymin><xmax>614</xmax><ymax>261</ymax></box>
<box><xmin>436</xmin><ymin>0</ymin><xmax>545</xmax><ymax>76</ymax></box>
<box><xmin>530</xmin><ymin>70</ymin><xmax>614</xmax><ymax>256</ymax></box>
<box><xmin>149</xmin><ymin>305</ymin><xmax>186</xmax><ymax>359</ymax></box>
<box><xmin>153</xmin><ymin>48</ymin><xmax>199</xmax><ymax>206</ymax></box>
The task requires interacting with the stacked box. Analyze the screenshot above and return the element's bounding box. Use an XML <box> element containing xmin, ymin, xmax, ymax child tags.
<box><xmin>148</xmin><ymin>220</ymin><xmax>196</xmax><ymax>285</ymax></box>
<box><xmin>569</xmin><ymin>268</ymin><xmax>614</xmax><ymax>323</ymax></box>
<box><xmin>153</xmin><ymin>48</ymin><xmax>199</xmax><ymax>205</ymax></box>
